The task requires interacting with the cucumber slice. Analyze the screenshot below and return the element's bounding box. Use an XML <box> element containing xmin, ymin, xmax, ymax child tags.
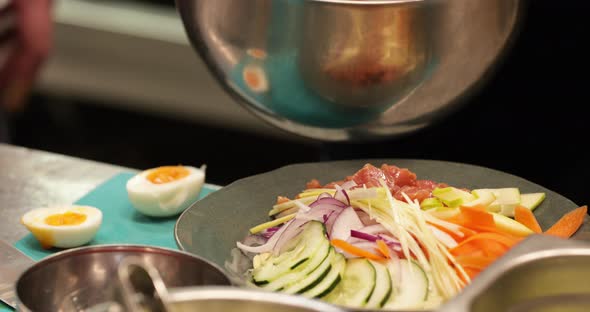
<box><xmin>263</xmin><ymin>238</ymin><xmax>331</xmax><ymax>291</ymax></box>
<box><xmin>520</xmin><ymin>193</ymin><xmax>546</xmax><ymax>211</ymax></box>
<box><xmin>252</xmin><ymin>221</ymin><xmax>326</xmax><ymax>283</ymax></box>
<box><xmin>303</xmin><ymin>253</ymin><xmax>345</xmax><ymax>299</ymax></box>
<box><xmin>385</xmin><ymin>260</ymin><xmax>429</xmax><ymax>310</ymax></box>
<box><xmin>325</xmin><ymin>258</ymin><xmax>376</xmax><ymax>308</ymax></box>
<box><xmin>283</xmin><ymin>248</ymin><xmax>335</xmax><ymax>294</ymax></box>
<box><xmin>366</xmin><ymin>260</ymin><xmax>392</xmax><ymax>308</ymax></box>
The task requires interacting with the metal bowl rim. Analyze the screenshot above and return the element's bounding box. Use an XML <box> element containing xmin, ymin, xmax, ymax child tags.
<box><xmin>15</xmin><ymin>244</ymin><xmax>232</xmax><ymax>305</ymax></box>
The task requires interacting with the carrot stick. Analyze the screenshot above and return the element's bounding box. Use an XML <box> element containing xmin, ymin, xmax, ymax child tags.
<box><xmin>459</xmin><ymin>206</ymin><xmax>495</xmax><ymax>227</ymax></box>
<box><xmin>514</xmin><ymin>205</ymin><xmax>542</xmax><ymax>233</ymax></box>
<box><xmin>455</xmin><ymin>255</ymin><xmax>496</xmax><ymax>270</ymax></box>
<box><xmin>462</xmin><ymin>267</ymin><xmax>480</xmax><ymax>280</ymax></box>
<box><xmin>331</xmin><ymin>239</ymin><xmax>386</xmax><ymax>261</ymax></box>
<box><xmin>473</xmin><ymin>240</ymin><xmax>507</xmax><ymax>257</ymax></box>
<box><xmin>449</xmin><ymin>232</ymin><xmax>520</xmax><ymax>255</ymax></box>
<box><xmin>545</xmin><ymin>206</ymin><xmax>588</xmax><ymax>238</ymax></box>
<box><xmin>427</xmin><ymin>221</ymin><xmax>477</xmax><ymax>242</ymax></box>
<box><xmin>376</xmin><ymin>239</ymin><xmax>391</xmax><ymax>259</ymax></box>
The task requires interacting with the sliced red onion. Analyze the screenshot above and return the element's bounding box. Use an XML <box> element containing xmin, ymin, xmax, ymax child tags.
<box><xmin>260</xmin><ymin>226</ymin><xmax>280</xmax><ymax>239</ymax></box>
<box><xmin>273</xmin><ymin>218</ymin><xmax>309</xmax><ymax>254</ymax></box>
<box><xmin>334</xmin><ymin>185</ymin><xmax>350</xmax><ymax>206</ymax></box>
<box><xmin>360</xmin><ymin>224</ymin><xmax>389</xmax><ymax>235</ymax></box>
<box><xmin>236</xmin><ymin>219</ymin><xmax>293</xmax><ymax>253</ymax></box>
<box><xmin>325</xmin><ymin>209</ymin><xmax>343</xmax><ymax>235</ymax></box>
<box><xmin>330</xmin><ymin>207</ymin><xmax>364</xmax><ymax>241</ymax></box>
<box><xmin>355</xmin><ymin>209</ymin><xmax>379</xmax><ymax>226</ymax></box>
<box><xmin>341</xmin><ymin>180</ymin><xmax>357</xmax><ymax>190</ymax></box>
<box><xmin>350</xmin><ymin>230</ymin><xmax>379</xmax><ymax>242</ymax></box>
<box><xmin>309</xmin><ymin>197</ymin><xmax>347</xmax><ymax>209</ymax></box>
<box><xmin>378</xmin><ymin>234</ymin><xmax>401</xmax><ymax>247</ymax></box>
<box><xmin>298</xmin><ymin>202</ymin><xmax>342</xmax><ymax>222</ymax></box>
<box><xmin>323</xmin><ymin>210</ymin><xmax>335</xmax><ymax>224</ymax></box>
<box><xmin>317</xmin><ymin>192</ymin><xmax>334</xmax><ymax>200</ymax></box>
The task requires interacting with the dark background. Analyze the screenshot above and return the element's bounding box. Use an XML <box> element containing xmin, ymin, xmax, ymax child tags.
<box><xmin>7</xmin><ymin>0</ymin><xmax>590</xmax><ymax>206</ymax></box>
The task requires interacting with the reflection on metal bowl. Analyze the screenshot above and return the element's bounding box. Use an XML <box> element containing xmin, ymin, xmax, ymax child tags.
<box><xmin>176</xmin><ymin>0</ymin><xmax>522</xmax><ymax>141</ymax></box>
<box><xmin>15</xmin><ymin>245</ymin><xmax>230</xmax><ymax>312</ymax></box>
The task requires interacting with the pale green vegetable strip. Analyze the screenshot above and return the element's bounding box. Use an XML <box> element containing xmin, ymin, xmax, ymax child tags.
<box><xmin>269</xmin><ymin>196</ymin><xmax>317</xmax><ymax>216</ymax></box>
<box><xmin>401</xmin><ymin>193</ymin><xmax>469</xmax><ymax>293</ymax></box>
<box><xmin>352</xmin><ymin>182</ymin><xmax>466</xmax><ymax>301</ymax></box>
<box><xmin>249</xmin><ymin>213</ymin><xmax>296</xmax><ymax>234</ymax></box>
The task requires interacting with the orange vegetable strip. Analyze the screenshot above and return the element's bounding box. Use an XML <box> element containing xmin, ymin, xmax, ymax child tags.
<box><xmin>455</xmin><ymin>255</ymin><xmax>496</xmax><ymax>270</ymax></box>
<box><xmin>427</xmin><ymin>221</ymin><xmax>476</xmax><ymax>242</ymax></box>
<box><xmin>331</xmin><ymin>239</ymin><xmax>386</xmax><ymax>261</ymax></box>
<box><xmin>514</xmin><ymin>205</ymin><xmax>542</xmax><ymax>233</ymax></box>
<box><xmin>473</xmin><ymin>240</ymin><xmax>508</xmax><ymax>258</ymax></box>
<box><xmin>450</xmin><ymin>241</ymin><xmax>483</xmax><ymax>257</ymax></box>
<box><xmin>459</xmin><ymin>206</ymin><xmax>496</xmax><ymax>228</ymax></box>
<box><xmin>449</xmin><ymin>232</ymin><xmax>520</xmax><ymax>255</ymax></box>
<box><xmin>545</xmin><ymin>206</ymin><xmax>588</xmax><ymax>238</ymax></box>
<box><xmin>463</xmin><ymin>267</ymin><xmax>480</xmax><ymax>280</ymax></box>
<box><xmin>376</xmin><ymin>239</ymin><xmax>391</xmax><ymax>259</ymax></box>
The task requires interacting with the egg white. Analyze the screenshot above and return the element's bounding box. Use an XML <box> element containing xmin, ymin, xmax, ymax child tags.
<box><xmin>21</xmin><ymin>205</ymin><xmax>102</xmax><ymax>248</ymax></box>
<box><xmin>126</xmin><ymin>166</ymin><xmax>205</xmax><ymax>217</ymax></box>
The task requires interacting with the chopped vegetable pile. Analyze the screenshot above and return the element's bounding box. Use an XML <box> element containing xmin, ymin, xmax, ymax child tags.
<box><xmin>235</xmin><ymin>164</ymin><xmax>587</xmax><ymax>310</ymax></box>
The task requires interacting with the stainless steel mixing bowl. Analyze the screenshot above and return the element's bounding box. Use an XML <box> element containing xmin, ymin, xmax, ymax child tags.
<box><xmin>438</xmin><ymin>235</ymin><xmax>590</xmax><ymax>312</ymax></box>
<box><xmin>176</xmin><ymin>0</ymin><xmax>522</xmax><ymax>141</ymax></box>
<box><xmin>15</xmin><ymin>245</ymin><xmax>230</xmax><ymax>312</ymax></box>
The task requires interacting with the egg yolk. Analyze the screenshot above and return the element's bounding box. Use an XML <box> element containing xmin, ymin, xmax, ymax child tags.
<box><xmin>147</xmin><ymin>166</ymin><xmax>190</xmax><ymax>184</ymax></box>
<box><xmin>45</xmin><ymin>211</ymin><xmax>87</xmax><ymax>226</ymax></box>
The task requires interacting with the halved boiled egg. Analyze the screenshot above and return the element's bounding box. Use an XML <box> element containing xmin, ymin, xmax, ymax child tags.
<box><xmin>21</xmin><ymin>205</ymin><xmax>102</xmax><ymax>249</ymax></box>
<box><xmin>126</xmin><ymin>165</ymin><xmax>205</xmax><ymax>217</ymax></box>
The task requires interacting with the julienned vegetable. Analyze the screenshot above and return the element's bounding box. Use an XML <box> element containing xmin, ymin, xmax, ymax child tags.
<box><xmin>235</xmin><ymin>164</ymin><xmax>587</xmax><ymax>310</ymax></box>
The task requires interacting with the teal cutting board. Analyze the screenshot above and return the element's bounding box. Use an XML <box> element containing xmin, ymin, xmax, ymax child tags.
<box><xmin>2</xmin><ymin>172</ymin><xmax>218</xmax><ymax>311</ymax></box>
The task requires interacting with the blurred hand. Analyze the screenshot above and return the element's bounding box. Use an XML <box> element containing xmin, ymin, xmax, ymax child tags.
<box><xmin>0</xmin><ymin>0</ymin><xmax>52</xmax><ymax>112</ymax></box>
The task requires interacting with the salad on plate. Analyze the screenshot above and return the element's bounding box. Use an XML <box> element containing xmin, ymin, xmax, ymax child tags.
<box><xmin>234</xmin><ymin>164</ymin><xmax>587</xmax><ymax>310</ymax></box>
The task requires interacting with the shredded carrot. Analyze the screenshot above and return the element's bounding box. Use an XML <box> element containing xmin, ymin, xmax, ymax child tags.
<box><xmin>545</xmin><ymin>206</ymin><xmax>588</xmax><ymax>238</ymax></box>
<box><xmin>331</xmin><ymin>239</ymin><xmax>386</xmax><ymax>261</ymax></box>
<box><xmin>446</xmin><ymin>206</ymin><xmax>523</xmax><ymax>237</ymax></box>
<box><xmin>514</xmin><ymin>205</ymin><xmax>542</xmax><ymax>233</ymax></box>
<box><xmin>376</xmin><ymin>239</ymin><xmax>391</xmax><ymax>259</ymax></box>
<box><xmin>473</xmin><ymin>239</ymin><xmax>508</xmax><ymax>257</ymax></box>
<box><xmin>459</xmin><ymin>206</ymin><xmax>496</xmax><ymax>227</ymax></box>
<box><xmin>450</xmin><ymin>241</ymin><xmax>484</xmax><ymax>257</ymax></box>
<box><xmin>427</xmin><ymin>221</ymin><xmax>476</xmax><ymax>242</ymax></box>
<box><xmin>463</xmin><ymin>267</ymin><xmax>481</xmax><ymax>279</ymax></box>
<box><xmin>455</xmin><ymin>255</ymin><xmax>496</xmax><ymax>270</ymax></box>
<box><xmin>450</xmin><ymin>232</ymin><xmax>520</xmax><ymax>255</ymax></box>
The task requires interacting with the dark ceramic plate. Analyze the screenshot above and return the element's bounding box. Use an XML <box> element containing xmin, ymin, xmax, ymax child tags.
<box><xmin>174</xmin><ymin>159</ymin><xmax>588</xmax><ymax>274</ymax></box>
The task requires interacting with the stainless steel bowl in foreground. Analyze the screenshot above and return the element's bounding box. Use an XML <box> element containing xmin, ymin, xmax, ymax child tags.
<box><xmin>166</xmin><ymin>286</ymin><xmax>345</xmax><ymax>312</ymax></box>
<box><xmin>176</xmin><ymin>0</ymin><xmax>522</xmax><ymax>141</ymax></box>
<box><xmin>15</xmin><ymin>245</ymin><xmax>230</xmax><ymax>312</ymax></box>
<box><xmin>438</xmin><ymin>235</ymin><xmax>590</xmax><ymax>312</ymax></box>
